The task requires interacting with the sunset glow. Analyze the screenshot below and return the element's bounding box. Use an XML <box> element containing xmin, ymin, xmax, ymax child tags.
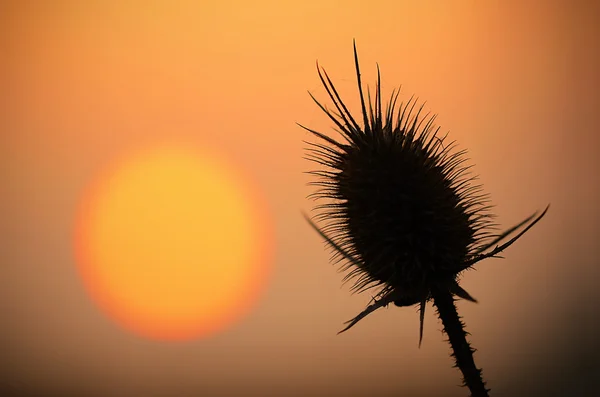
<box><xmin>74</xmin><ymin>145</ymin><xmax>272</xmax><ymax>341</ymax></box>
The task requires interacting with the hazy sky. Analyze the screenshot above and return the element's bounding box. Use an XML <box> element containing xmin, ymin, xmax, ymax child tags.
<box><xmin>1</xmin><ymin>1</ymin><xmax>599</xmax><ymax>396</ymax></box>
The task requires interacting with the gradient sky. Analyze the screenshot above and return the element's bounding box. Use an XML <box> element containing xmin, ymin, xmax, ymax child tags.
<box><xmin>1</xmin><ymin>1</ymin><xmax>599</xmax><ymax>396</ymax></box>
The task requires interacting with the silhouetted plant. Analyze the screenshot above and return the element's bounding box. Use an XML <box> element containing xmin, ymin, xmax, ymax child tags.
<box><xmin>300</xmin><ymin>41</ymin><xmax>549</xmax><ymax>397</ymax></box>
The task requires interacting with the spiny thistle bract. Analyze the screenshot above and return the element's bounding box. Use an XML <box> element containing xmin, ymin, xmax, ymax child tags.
<box><xmin>299</xmin><ymin>41</ymin><xmax>549</xmax><ymax>397</ymax></box>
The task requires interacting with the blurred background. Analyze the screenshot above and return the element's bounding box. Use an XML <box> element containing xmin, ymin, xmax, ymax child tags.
<box><xmin>1</xmin><ymin>1</ymin><xmax>599</xmax><ymax>396</ymax></box>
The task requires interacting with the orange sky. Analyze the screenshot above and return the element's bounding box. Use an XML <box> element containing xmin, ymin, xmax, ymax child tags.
<box><xmin>1</xmin><ymin>1</ymin><xmax>599</xmax><ymax>396</ymax></box>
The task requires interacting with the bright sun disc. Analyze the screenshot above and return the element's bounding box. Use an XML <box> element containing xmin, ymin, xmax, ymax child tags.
<box><xmin>74</xmin><ymin>145</ymin><xmax>272</xmax><ymax>341</ymax></box>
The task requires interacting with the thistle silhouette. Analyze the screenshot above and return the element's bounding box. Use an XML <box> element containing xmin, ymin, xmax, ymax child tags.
<box><xmin>299</xmin><ymin>41</ymin><xmax>549</xmax><ymax>397</ymax></box>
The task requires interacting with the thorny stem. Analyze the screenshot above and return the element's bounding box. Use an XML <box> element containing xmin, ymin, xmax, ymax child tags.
<box><xmin>431</xmin><ymin>287</ymin><xmax>490</xmax><ymax>397</ymax></box>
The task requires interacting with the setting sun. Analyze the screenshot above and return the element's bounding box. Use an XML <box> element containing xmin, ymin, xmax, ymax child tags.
<box><xmin>74</xmin><ymin>145</ymin><xmax>272</xmax><ymax>341</ymax></box>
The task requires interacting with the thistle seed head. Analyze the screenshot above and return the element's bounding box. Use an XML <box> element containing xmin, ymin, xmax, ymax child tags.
<box><xmin>300</xmin><ymin>41</ymin><xmax>549</xmax><ymax>337</ymax></box>
<box><xmin>302</xmin><ymin>43</ymin><xmax>493</xmax><ymax>296</ymax></box>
